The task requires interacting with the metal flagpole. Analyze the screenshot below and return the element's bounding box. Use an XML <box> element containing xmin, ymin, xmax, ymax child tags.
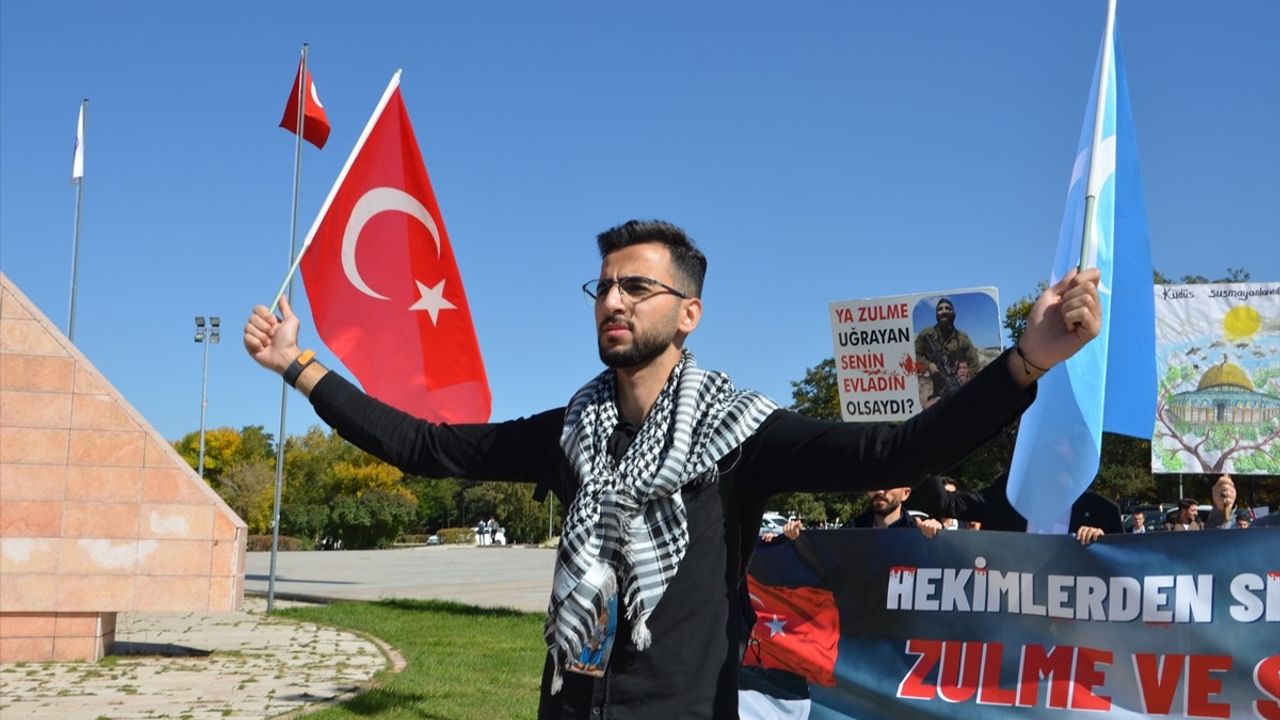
<box><xmin>68</xmin><ymin>98</ymin><xmax>87</xmax><ymax>341</ymax></box>
<box><xmin>1078</xmin><ymin>0</ymin><xmax>1118</xmax><ymax>273</ymax></box>
<box><xmin>268</xmin><ymin>43</ymin><xmax>309</xmax><ymax>612</ymax></box>
<box><xmin>267</xmin><ymin>69</ymin><xmax>402</xmax><ymax>314</ymax></box>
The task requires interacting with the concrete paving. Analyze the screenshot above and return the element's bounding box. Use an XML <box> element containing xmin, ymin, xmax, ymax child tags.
<box><xmin>2</xmin><ymin>546</ymin><xmax>551</xmax><ymax>719</ymax></box>
<box><xmin>244</xmin><ymin>545</ymin><xmax>557</xmax><ymax>613</ymax></box>
<box><xmin>0</xmin><ymin>597</ymin><xmax>391</xmax><ymax>720</ymax></box>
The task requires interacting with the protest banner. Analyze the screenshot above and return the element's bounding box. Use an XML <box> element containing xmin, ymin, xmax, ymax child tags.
<box><xmin>828</xmin><ymin>289</ymin><xmax>1001</xmax><ymax>422</ymax></box>
<box><xmin>1152</xmin><ymin>282</ymin><xmax>1280</xmax><ymax>474</ymax></box>
<box><xmin>741</xmin><ymin>528</ymin><xmax>1279</xmax><ymax>719</ymax></box>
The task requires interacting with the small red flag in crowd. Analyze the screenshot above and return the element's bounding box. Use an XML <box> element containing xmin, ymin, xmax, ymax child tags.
<box><xmin>743</xmin><ymin>576</ymin><xmax>840</xmax><ymax>687</ymax></box>
<box><xmin>280</xmin><ymin>60</ymin><xmax>330</xmax><ymax>149</ymax></box>
<box><xmin>299</xmin><ymin>72</ymin><xmax>490</xmax><ymax>423</ymax></box>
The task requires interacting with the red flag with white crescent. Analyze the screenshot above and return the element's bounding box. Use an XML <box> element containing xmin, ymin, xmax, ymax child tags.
<box><xmin>280</xmin><ymin>60</ymin><xmax>331</xmax><ymax>149</ymax></box>
<box><xmin>299</xmin><ymin>72</ymin><xmax>490</xmax><ymax>423</ymax></box>
<box><xmin>743</xmin><ymin>575</ymin><xmax>840</xmax><ymax>687</ymax></box>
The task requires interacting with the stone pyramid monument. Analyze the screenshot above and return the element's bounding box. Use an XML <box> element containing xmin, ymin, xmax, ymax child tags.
<box><xmin>0</xmin><ymin>273</ymin><xmax>246</xmax><ymax>662</ymax></box>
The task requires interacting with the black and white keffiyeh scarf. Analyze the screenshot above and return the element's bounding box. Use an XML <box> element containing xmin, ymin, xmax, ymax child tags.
<box><xmin>547</xmin><ymin>350</ymin><xmax>777</xmax><ymax>692</ymax></box>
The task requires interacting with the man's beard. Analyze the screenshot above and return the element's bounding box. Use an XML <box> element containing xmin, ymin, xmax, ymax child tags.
<box><xmin>598</xmin><ymin>324</ymin><xmax>674</xmax><ymax>368</ymax></box>
<box><xmin>872</xmin><ymin>497</ymin><xmax>901</xmax><ymax>517</ymax></box>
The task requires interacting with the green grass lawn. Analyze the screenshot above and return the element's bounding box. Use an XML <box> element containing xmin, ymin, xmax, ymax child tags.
<box><xmin>276</xmin><ymin>599</ymin><xmax>546</xmax><ymax>719</ymax></box>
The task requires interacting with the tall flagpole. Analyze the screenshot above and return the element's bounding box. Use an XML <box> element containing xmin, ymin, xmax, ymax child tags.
<box><xmin>1078</xmin><ymin>0</ymin><xmax>1118</xmax><ymax>272</ymax></box>
<box><xmin>268</xmin><ymin>43</ymin><xmax>309</xmax><ymax>612</ymax></box>
<box><xmin>68</xmin><ymin>98</ymin><xmax>88</xmax><ymax>341</ymax></box>
<box><xmin>267</xmin><ymin>69</ymin><xmax>402</xmax><ymax>314</ymax></box>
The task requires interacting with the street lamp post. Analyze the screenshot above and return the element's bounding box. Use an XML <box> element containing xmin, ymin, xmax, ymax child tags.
<box><xmin>194</xmin><ymin>316</ymin><xmax>220</xmax><ymax>479</ymax></box>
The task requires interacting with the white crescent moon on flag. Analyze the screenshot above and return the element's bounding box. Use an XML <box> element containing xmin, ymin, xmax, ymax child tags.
<box><xmin>309</xmin><ymin>80</ymin><xmax>323</xmax><ymax>109</ymax></box>
<box><xmin>341</xmin><ymin>187</ymin><xmax>442</xmax><ymax>300</ymax></box>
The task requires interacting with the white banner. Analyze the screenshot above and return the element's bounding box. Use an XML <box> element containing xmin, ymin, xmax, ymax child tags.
<box><xmin>1152</xmin><ymin>282</ymin><xmax>1280</xmax><ymax>474</ymax></box>
<box><xmin>829</xmin><ymin>288</ymin><xmax>1001</xmax><ymax>422</ymax></box>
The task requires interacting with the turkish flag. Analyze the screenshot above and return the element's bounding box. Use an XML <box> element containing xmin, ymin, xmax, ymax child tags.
<box><xmin>743</xmin><ymin>576</ymin><xmax>840</xmax><ymax>687</ymax></box>
<box><xmin>279</xmin><ymin>60</ymin><xmax>331</xmax><ymax>149</ymax></box>
<box><xmin>299</xmin><ymin>74</ymin><xmax>490</xmax><ymax>423</ymax></box>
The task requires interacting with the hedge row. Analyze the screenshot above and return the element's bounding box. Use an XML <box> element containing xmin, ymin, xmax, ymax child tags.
<box><xmin>246</xmin><ymin>534</ymin><xmax>306</xmax><ymax>552</ymax></box>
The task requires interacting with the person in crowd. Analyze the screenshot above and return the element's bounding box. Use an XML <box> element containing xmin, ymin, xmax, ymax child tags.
<box><xmin>1130</xmin><ymin>511</ymin><xmax>1147</xmax><ymax>534</ymax></box>
<box><xmin>1234</xmin><ymin>511</ymin><xmax>1252</xmax><ymax>529</ymax></box>
<box><xmin>1206</xmin><ymin>475</ymin><xmax>1242</xmax><ymax>530</ymax></box>
<box><xmin>1164</xmin><ymin>498</ymin><xmax>1204</xmax><ymax>532</ymax></box>
<box><xmin>844</xmin><ymin>487</ymin><xmax>944</xmax><ymax>539</ymax></box>
<box><xmin>906</xmin><ymin>473</ymin><xmax>1118</xmax><ymax>545</ymax></box>
<box><xmin>940</xmin><ymin>479</ymin><xmax>960</xmax><ymax>530</ymax></box>
<box><xmin>243</xmin><ymin>219</ymin><xmax>1101</xmax><ymax>718</ymax></box>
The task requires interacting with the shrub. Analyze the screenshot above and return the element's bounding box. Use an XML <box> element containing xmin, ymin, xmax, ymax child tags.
<box><xmin>325</xmin><ymin>488</ymin><xmax>418</xmax><ymax>549</ymax></box>
<box><xmin>247</xmin><ymin>535</ymin><xmax>304</xmax><ymax>552</ymax></box>
<box><xmin>396</xmin><ymin>534</ymin><xmax>432</xmax><ymax>545</ymax></box>
<box><xmin>281</xmin><ymin>503</ymin><xmax>330</xmax><ymax>544</ymax></box>
<box><xmin>436</xmin><ymin>527</ymin><xmax>476</xmax><ymax>545</ymax></box>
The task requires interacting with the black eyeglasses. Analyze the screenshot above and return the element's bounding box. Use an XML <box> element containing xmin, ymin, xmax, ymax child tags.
<box><xmin>582</xmin><ymin>275</ymin><xmax>689</xmax><ymax>303</ymax></box>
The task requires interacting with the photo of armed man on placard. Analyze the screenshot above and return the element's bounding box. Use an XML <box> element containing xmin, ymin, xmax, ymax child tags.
<box><xmin>912</xmin><ymin>290</ymin><xmax>1003</xmax><ymax>409</ymax></box>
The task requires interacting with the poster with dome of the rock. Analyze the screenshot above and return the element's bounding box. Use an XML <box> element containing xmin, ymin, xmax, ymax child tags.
<box><xmin>1152</xmin><ymin>282</ymin><xmax>1280</xmax><ymax>474</ymax></box>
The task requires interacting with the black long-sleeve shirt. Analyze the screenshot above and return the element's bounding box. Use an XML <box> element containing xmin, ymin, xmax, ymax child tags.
<box><xmin>309</xmin><ymin>349</ymin><xmax>1035</xmax><ymax>719</ymax></box>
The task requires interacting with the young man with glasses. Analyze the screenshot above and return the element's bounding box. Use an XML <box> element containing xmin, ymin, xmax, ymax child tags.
<box><xmin>244</xmin><ymin>219</ymin><xmax>1101</xmax><ymax>719</ymax></box>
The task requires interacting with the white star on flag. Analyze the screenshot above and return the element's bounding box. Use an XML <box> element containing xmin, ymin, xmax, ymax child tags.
<box><xmin>764</xmin><ymin>613</ymin><xmax>788</xmax><ymax>638</ymax></box>
<box><xmin>409</xmin><ymin>278</ymin><xmax>456</xmax><ymax>324</ymax></box>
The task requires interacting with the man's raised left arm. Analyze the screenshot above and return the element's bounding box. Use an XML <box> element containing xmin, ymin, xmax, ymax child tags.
<box><xmin>743</xmin><ymin>268</ymin><xmax>1101</xmax><ymax>496</ymax></box>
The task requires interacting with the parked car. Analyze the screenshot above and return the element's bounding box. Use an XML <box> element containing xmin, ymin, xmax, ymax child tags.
<box><xmin>426</xmin><ymin>534</ymin><xmax>441</xmax><ymax>546</ymax></box>
<box><xmin>759</xmin><ymin>512</ymin><xmax>788</xmax><ymax>538</ymax></box>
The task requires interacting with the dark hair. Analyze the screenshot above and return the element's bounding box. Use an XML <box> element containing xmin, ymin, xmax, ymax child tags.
<box><xmin>936</xmin><ymin>297</ymin><xmax>954</xmax><ymax>310</ymax></box>
<box><xmin>596</xmin><ymin>220</ymin><xmax>707</xmax><ymax>297</ymax></box>
<box><xmin>1178</xmin><ymin>498</ymin><xmax>1197</xmax><ymax>509</ymax></box>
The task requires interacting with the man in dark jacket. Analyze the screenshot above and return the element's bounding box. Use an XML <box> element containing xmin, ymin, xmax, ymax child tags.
<box><xmin>244</xmin><ymin>219</ymin><xmax>1102</xmax><ymax>719</ymax></box>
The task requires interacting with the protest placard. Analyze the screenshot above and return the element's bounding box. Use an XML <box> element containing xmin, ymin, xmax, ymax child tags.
<box><xmin>1152</xmin><ymin>282</ymin><xmax>1280</xmax><ymax>474</ymax></box>
<box><xmin>829</xmin><ymin>289</ymin><xmax>1001</xmax><ymax>422</ymax></box>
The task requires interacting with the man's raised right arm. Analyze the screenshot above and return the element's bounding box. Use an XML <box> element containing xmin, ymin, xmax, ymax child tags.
<box><xmin>244</xmin><ymin>295</ymin><xmax>333</xmax><ymax>396</ymax></box>
<box><xmin>242</xmin><ymin>297</ymin><xmax>563</xmax><ymax>482</ymax></box>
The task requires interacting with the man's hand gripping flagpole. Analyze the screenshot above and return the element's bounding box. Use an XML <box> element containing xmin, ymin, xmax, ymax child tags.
<box><xmin>1005</xmin><ymin>267</ymin><xmax>1103</xmax><ymax>389</ymax></box>
<box><xmin>244</xmin><ymin>295</ymin><xmax>303</xmax><ymax>377</ymax></box>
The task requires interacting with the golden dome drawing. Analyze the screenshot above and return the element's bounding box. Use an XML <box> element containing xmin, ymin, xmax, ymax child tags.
<box><xmin>1196</xmin><ymin>358</ymin><xmax>1253</xmax><ymax>391</ymax></box>
<box><xmin>1166</xmin><ymin>355</ymin><xmax>1280</xmax><ymax>427</ymax></box>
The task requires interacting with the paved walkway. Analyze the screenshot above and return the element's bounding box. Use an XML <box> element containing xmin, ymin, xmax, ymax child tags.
<box><xmin>0</xmin><ymin>597</ymin><xmax>392</xmax><ymax>720</ymax></box>
<box><xmin>1</xmin><ymin>547</ymin><xmax>549</xmax><ymax>719</ymax></box>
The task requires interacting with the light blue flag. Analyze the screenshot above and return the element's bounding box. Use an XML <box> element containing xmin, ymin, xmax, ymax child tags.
<box><xmin>1006</xmin><ymin>32</ymin><xmax>1156</xmax><ymax>533</ymax></box>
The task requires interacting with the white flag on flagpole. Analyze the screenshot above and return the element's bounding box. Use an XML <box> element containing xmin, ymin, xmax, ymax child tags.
<box><xmin>71</xmin><ymin>101</ymin><xmax>85</xmax><ymax>182</ymax></box>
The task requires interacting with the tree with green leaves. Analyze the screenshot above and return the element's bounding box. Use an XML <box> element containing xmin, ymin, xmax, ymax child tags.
<box><xmin>173</xmin><ymin>425</ymin><xmax>275</xmax><ymax>488</ymax></box>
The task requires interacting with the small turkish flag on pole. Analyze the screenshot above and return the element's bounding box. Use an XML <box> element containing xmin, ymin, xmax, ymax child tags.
<box><xmin>297</xmin><ymin>71</ymin><xmax>490</xmax><ymax>423</ymax></box>
<box><xmin>279</xmin><ymin>59</ymin><xmax>330</xmax><ymax>149</ymax></box>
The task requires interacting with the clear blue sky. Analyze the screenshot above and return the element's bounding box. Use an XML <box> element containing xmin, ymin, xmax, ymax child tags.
<box><xmin>2</xmin><ymin>1</ymin><xmax>1277</xmax><ymax>443</ymax></box>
